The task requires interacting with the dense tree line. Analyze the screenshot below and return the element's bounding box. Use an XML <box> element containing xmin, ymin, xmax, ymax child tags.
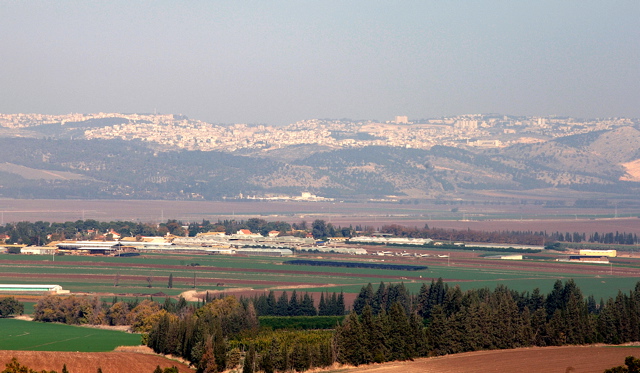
<box><xmin>337</xmin><ymin>279</ymin><xmax>640</xmax><ymax>367</ymax></box>
<box><xmin>250</xmin><ymin>290</ymin><xmax>345</xmax><ymax>317</ymax></box>
<box><xmin>335</xmin><ymin>303</ymin><xmax>427</xmax><ymax>365</ymax></box>
<box><xmin>0</xmin><ymin>220</ymin><xmax>167</xmax><ymax>245</ymax></box>
<box><xmin>378</xmin><ymin>223</ymin><xmax>639</xmax><ymax>247</ymax></box>
<box><xmin>0</xmin><ymin>218</ymin><xmax>358</xmax><ymax>245</ymax></box>
<box><xmin>2</xmin><ymin>218</ymin><xmax>637</xmax><ymax>248</ymax></box>
<box><xmin>32</xmin><ymin>295</ymin><xmax>189</xmax><ymax>332</ymax></box>
<box><xmin>379</xmin><ymin>223</ymin><xmax>548</xmax><ymax>245</ymax></box>
<box><xmin>147</xmin><ymin>296</ymin><xmax>259</xmax><ymax>373</ymax></box>
<box><xmin>548</xmin><ymin>231</ymin><xmax>638</xmax><ymax>245</ymax></box>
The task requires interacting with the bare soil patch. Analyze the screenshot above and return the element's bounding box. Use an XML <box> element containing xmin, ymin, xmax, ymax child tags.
<box><xmin>336</xmin><ymin>345</ymin><xmax>640</xmax><ymax>373</ymax></box>
<box><xmin>0</xmin><ymin>350</ymin><xmax>193</xmax><ymax>373</ymax></box>
<box><xmin>621</xmin><ymin>159</ymin><xmax>640</xmax><ymax>182</ymax></box>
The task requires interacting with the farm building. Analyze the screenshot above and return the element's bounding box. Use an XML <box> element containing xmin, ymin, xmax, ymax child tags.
<box><xmin>20</xmin><ymin>247</ymin><xmax>57</xmax><ymax>255</ymax></box>
<box><xmin>579</xmin><ymin>249</ymin><xmax>617</xmax><ymax>257</ymax></box>
<box><xmin>558</xmin><ymin>256</ymin><xmax>610</xmax><ymax>264</ymax></box>
<box><xmin>485</xmin><ymin>254</ymin><xmax>524</xmax><ymax>260</ymax></box>
<box><xmin>349</xmin><ymin>236</ymin><xmax>433</xmax><ymax>245</ymax></box>
<box><xmin>300</xmin><ymin>247</ymin><xmax>367</xmax><ymax>255</ymax></box>
<box><xmin>465</xmin><ymin>243</ymin><xmax>545</xmax><ymax>251</ymax></box>
<box><xmin>235</xmin><ymin>248</ymin><xmax>293</xmax><ymax>257</ymax></box>
<box><xmin>55</xmin><ymin>241</ymin><xmax>118</xmax><ymax>250</ymax></box>
<box><xmin>205</xmin><ymin>248</ymin><xmax>235</xmax><ymax>255</ymax></box>
<box><xmin>0</xmin><ymin>284</ymin><xmax>69</xmax><ymax>294</ymax></box>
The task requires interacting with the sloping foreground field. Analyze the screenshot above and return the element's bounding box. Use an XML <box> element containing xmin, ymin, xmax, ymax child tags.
<box><xmin>336</xmin><ymin>345</ymin><xmax>640</xmax><ymax>373</ymax></box>
<box><xmin>0</xmin><ymin>350</ymin><xmax>192</xmax><ymax>373</ymax></box>
<box><xmin>0</xmin><ymin>319</ymin><xmax>140</xmax><ymax>352</ymax></box>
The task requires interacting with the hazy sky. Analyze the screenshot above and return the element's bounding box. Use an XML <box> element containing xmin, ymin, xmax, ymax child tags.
<box><xmin>1</xmin><ymin>1</ymin><xmax>638</xmax><ymax>125</ymax></box>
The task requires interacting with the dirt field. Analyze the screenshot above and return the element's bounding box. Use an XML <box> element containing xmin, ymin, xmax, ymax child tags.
<box><xmin>335</xmin><ymin>345</ymin><xmax>640</xmax><ymax>373</ymax></box>
<box><xmin>0</xmin><ymin>349</ymin><xmax>193</xmax><ymax>373</ymax></box>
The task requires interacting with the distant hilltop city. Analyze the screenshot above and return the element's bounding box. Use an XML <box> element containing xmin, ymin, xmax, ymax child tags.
<box><xmin>0</xmin><ymin>112</ymin><xmax>636</xmax><ymax>152</ymax></box>
<box><xmin>1</xmin><ymin>111</ymin><xmax>639</xmax><ymax>201</ymax></box>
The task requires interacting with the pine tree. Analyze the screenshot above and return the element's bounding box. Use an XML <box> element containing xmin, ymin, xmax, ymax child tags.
<box><xmin>329</xmin><ymin>292</ymin><xmax>338</xmax><ymax>315</ymax></box>
<box><xmin>289</xmin><ymin>290</ymin><xmax>300</xmax><ymax>316</ymax></box>
<box><xmin>353</xmin><ymin>283</ymin><xmax>374</xmax><ymax>314</ymax></box>
<box><xmin>386</xmin><ymin>302</ymin><xmax>411</xmax><ymax>360</ymax></box>
<box><xmin>335</xmin><ymin>311</ymin><xmax>365</xmax><ymax>365</ymax></box>
<box><xmin>336</xmin><ymin>291</ymin><xmax>345</xmax><ymax>315</ymax></box>
<box><xmin>359</xmin><ymin>305</ymin><xmax>376</xmax><ymax>363</ymax></box>
<box><xmin>260</xmin><ymin>339</ymin><xmax>276</xmax><ymax>373</ymax></box>
<box><xmin>373</xmin><ymin>282</ymin><xmax>387</xmax><ymax>314</ymax></box>
<box><xmin>546</xmin><ymin>280</ymin><xmax>564</xmax><ymax>318</ymax></box>
<box><xmin>243</xmin><ymin>345</ymin><xmax>256</xmax><ymax>373</ymax></box>
<box><xmin>168</xmin><ymin>273</ymin><xmax>173</xmax><ymax>289</ymax></box>
<box><xmin>318</xmin><ymin>292</ymin><xmax>328</xmax><ymax>316</ymax></box>
<box><xmin>426</xmin><ymin>305</ymin><xmax>449</xmax><ymax>355</ymax></box>
<box><xmin>196</xmin><ymin>337</ymin><xmax>218</xmax><ymax>373</ymax></box>
<box><xmin>300</xmin><ymin>292</ymin><xmax>317</xmax><ymax>316</ymax></box>
<box><xmin>416</xmin><ymin>283</ymin><xmax>430</xmax><ymax>318</ymax></box>
<box><xmin>266</xmin><ymin>290</ymin><xmax>277</xmax><ymax>315</ymax></box>
<box><xmin>276</xmin><ymin>291</ymin><xmax>289</xmax><ymax>316</ymax></box>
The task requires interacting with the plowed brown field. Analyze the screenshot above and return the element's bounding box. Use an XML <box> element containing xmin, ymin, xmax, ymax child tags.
<box><xmin>0</xmin><ymin>350</ymin><xmax>193</xmax><ymax>373</ymax></box>
<box><xmin>336</xmin><ymin>345</ymin><xmax>640</xmax><ymax>373</ymax></box>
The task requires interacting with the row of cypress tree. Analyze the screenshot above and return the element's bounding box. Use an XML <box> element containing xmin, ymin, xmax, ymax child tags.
<box><xmin>250</xmin><ymin>290</ymin><xmax>345</xmax><ymax>316</ymax></box>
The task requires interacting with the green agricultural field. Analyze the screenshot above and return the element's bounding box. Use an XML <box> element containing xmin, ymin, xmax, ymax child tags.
<box><xmin>1</xmin><ymin>251</ymin><xmax>639</xmax><ymax>302</ymax></box>
<box><xmin>0</xmin><ymin>319</ymin><xmax>141</xmax><ymax>352</ymax></box>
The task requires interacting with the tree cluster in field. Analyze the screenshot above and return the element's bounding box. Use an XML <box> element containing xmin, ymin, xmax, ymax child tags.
<box><xmin>147</xmin><ymin>296</ymin><xmax>259</xmax><ymax>373</ymax></box>
<box><xmin>0</xmin><ymin>297</ymin><xmax>24</xmax><ymax>317</ymax></box>
<box><xmin>378</xmin><ymin>223</ymin><xmax>549</xmax><ymax>245</ymax></box>
<box><xmin>250</xmin><ymin>290</ymin><xmax>345</xmax><ymax>317</ymax></box>
<box><xmin>32</xmin><ymin>295</ymin><xmax>189</xmax><ymax>333</ymax></box>
<box><xmin>0</xmin><ymin>357</ymin><xmax>179</xmax><ymax>373</ymax></box>
<box><xmin>285</xmin><ymin>259</ymin><xmax>428</xmax><ymax>271</ymax></box>
<box><xmin>0</xmin><ymin>219</ymin><xmax>169</xmax><ymax>245</ymax></box>
<box><xmin>0</xmin><ymin>218</ymin><xmax>356</xmax><ymax>245</ymax></box>
<box><xmin>349</xmin><ymin>240</ymin><xmax>543</xmax><ymax>253</ymax></box>
<box><xmin>186</xmin><ymin>218</ymin><xmax>355</xmax><ymax>240</ymax></box>
<box><xmin>378</xmin><ymin>224</ymin><xmax>640</xmax><ymax>247</ymax></box>
<box><xmin>604</xmin><ymin>356</ymin><xmax>640</xmax><ymax>373</ymax></box>
<box><xmin>549</xmin><ymin>231</ymin><xmax>638</xmax><ymax>245</ymax></box>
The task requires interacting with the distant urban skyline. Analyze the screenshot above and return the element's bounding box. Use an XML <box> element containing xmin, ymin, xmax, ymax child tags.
<box><xmin>1</xmin><ymin>2</ymin><xmax>638</xmax><ymax>125</ymax></box>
